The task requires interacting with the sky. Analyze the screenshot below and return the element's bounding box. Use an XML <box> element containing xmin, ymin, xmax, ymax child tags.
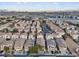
<box><xmin>0</xmin><ymin>2</ymin><xmax>79</xmax><ymax>11</ymax></box>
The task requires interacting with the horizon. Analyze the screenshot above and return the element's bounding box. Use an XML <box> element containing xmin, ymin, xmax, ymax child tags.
<box><xmin>0</xmin><ymin>2</ymin><xmax>79</xmax><ymax>11</ymax></box>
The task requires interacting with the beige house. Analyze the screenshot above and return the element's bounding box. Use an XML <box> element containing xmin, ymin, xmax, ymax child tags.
<box><xmin>46</xmin><ymin>33</ymin><xmax>54</xmax><ymax>40</ymax></box>
<box><xmin>24</xmin><ymin>39</ymin><xmax>34</xmax><ymax>52</ymax></box>
<box><xmin>0</xmin><ymin>40</ymin><xmax>14</xmax><ymax>51</ymax></box>
<box><xmin>14</xmin><ymin>38</ymin><xmax>25</xmax><ymax>51</ymax></box>
<box><xmin>20</xmin><ymin>33</ymin><xmax>27</xmax><ymax>39</ymax></box>
<box><xmin>36</xmin><ymin>37</ymin><xmax>46</xmax><ymax>51</ymax></box>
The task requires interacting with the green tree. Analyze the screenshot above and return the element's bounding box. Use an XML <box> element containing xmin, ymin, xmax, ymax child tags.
<box><xmin>29</xmin><ymin>44</ymin><xmax>43</xmax><ymax>54</ymax></box>
<box><xmin>12</xmin><ymin>28</ymin><xmax>18</xmax><ymax>33</ymax></box>
<box><xmin>3</xmin><ymin>28</ymin><xmax>9</xmax><ymax>33</ymax></box>
<box><xmin>11</xmin><ymin>28</ymin><xmax>18</xmax><ymax>34</ymax></box>
<box><xmin>4</xmin><ymin>46</ymin><xmax>10</xmax><ymax>53</ymax></box>
<box><xmin>4</xmin><ymin>46</ymin><xmax>10</xmax><ymax>56</ymax></box>
<box><xmin>12</xmin><ymin>16</ymin><xmax>16</xmax><ymax>19</ymax></box>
